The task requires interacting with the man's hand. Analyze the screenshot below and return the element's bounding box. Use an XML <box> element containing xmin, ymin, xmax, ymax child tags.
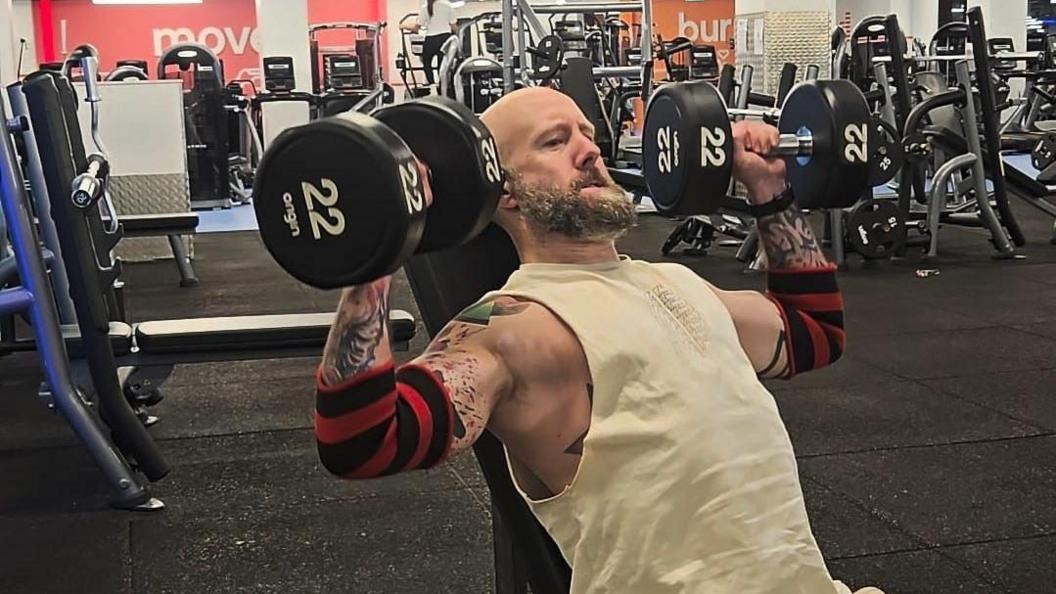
<box><xmin>732</xmin><ymin>120</ymin><xmax>787</xmax><ymax>204</ymax></box>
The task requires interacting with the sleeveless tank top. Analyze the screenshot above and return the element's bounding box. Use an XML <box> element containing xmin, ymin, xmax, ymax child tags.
<box><xmin>481</xmin><ymin>257</ymin><xmax>843</xmax><ymax>594</ymax></box>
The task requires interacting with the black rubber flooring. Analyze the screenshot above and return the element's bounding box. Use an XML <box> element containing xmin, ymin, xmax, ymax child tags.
<box><xmin>1</xmin><ymin>200</ymin><xmax>1055</xmax><ymax>593</ymax></box>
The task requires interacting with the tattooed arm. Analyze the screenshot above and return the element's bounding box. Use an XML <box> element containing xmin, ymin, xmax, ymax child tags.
<box><xmin>409</xmin><ymin>296</ymin><xmax>532</xmax><ymax>453</ymax></box>
<box><xmin>705</xmin><ymin>121</ymin><xmax>843</xmax><ymax>379</ymax></box>
<box><xmin>319</xmin><ymin>277</ymin><xmax>394</xmax><ymax>386</ymax></box>
<box><xmin>314</xmin><ymin>292</ymin><xmax>532</xmax><ymax>478</ymax></box>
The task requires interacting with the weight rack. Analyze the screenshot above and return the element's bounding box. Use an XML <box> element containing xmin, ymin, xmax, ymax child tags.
<box><xmin>500</xmin><ymin>1</ymin><xmax>655</xmax><ymax>100</ymax></box>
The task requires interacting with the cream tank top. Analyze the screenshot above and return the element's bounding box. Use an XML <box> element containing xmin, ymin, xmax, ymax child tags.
<box><xmin>481</xmin><ymin>257</ymin><xmax>844</xmax><ymax>594</ymax></box>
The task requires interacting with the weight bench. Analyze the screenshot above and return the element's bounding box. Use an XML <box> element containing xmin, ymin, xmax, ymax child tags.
<box><xmin>405</xmin><ymin>224</ymin><xmax>572</xmax><ymax>594</ymax></box>
<box><xmin>3</xmin><ymin>310</ymin><xmax>416</xmax><ymax>361</ymax></box>
<box><xmin>119</xmin><ymin>212</ymin><xmax>200</xmax><ymax>288</ymax></box>
<box><xmin>12</xmin><ymin>310</ymin><xmax>417</xmax><ymax>437</ymax></box>
<box><xmin>120</xmin><ymin>212</ymin><xmax>198</xmax><ymax>236</ymax></box>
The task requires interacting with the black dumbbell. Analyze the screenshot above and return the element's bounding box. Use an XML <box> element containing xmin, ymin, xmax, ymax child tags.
<box><xmin>642</xmin><ymin>79</ymin><xmax>884</xmax><ymax>215</ymax></box>
<box><xmin>253</xmin><ymin>96</ymin><xmax>504</xmax><ymax>289</ymax></box>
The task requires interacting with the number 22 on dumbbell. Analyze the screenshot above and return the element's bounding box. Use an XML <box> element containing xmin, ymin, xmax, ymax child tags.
<box><xmin>655</xmin><ymin>127</ymin><xmax>679</xmax><ymax>173</ymax></box>
<box><xmin>480</xmin><ymin>136</ymin><xmax>502</xmax><ymax>184</ymax></box>
<box><xmin>399</xmin><ymin>163</ymin><xmax>427</xmax><ymax>216</ymax></box>
<box><xmin>844</xmin><ymin>124</ymin><xmax>867</xmax><ymax>164</ymax></box>
<box><xmin>283</xmin><ymin>178</ymin><xmax>346</xmax><ymax>241</ymax></box>
<box><xmin>655</xmin><ymin>126</ymin><xmax>728</xmax><ymax>173</ymax></box>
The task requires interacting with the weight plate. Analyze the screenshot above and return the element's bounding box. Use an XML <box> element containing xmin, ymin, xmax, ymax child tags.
<box><xmin>643</xmin><ymin>80</ymin><xmax>733</xmax><ymax>215</ymax></box>
<box><xmin>374</xmin><ymin>95</ymin><xmax>505</xmax><ymax>253</ymax></box>
<box><xmin>902</xmin><ymin>132</ymin><xmax>931</xmax><ymax>163</ymax></box>
<box><xmin>780</xmin><ymin>80</ymin><xmax>871</xmax><ymax>211</ymax></box>
<box><xmin>867</xmin><ymin>116</ymin><xmax>903</xmax><ymax>187</ymax></box>
<box><xmin>531</xmin><ymin>35</ymin><xmax>564</xmax><ymax>81</ymax></box>
<box><xmin>253</xmin><ymin>112</ymin><xmax>425</xmax><ymax>289</ymax></box>
<box><xmin>846</xmin><ymin>199</ymin><xmax>906</xmax><ymax>259</ymax></box>
<box><xmin>1031</xmin><ymin>134</ymin><xmax>1056</xmax><ymax>171</ymax></box>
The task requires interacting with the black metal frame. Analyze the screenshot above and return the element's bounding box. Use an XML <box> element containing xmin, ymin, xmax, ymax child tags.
<box><xmin>1</xmin><ymin>82</ymin><xmax>153</xmax><ymax>509</ymax></box>
<box><xmin>883</xmin><ymin>12</ymin><xmax>1024</xmax><ymax>258</ymax></box>
<box><xmin>11</xmin><ymin>70</ymin><xmax>417</xmax><ymax>511</ymax></box>
<box><xmin>965</xmin><ymin>7</ymin><xmax>1028</xmax><ymax>246</ymax></box>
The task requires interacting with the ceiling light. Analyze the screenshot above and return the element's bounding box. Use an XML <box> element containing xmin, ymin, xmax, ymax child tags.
<box><xmin>91</xmin><ymin>0</ymin><xmax>204</xmax><ymax>5</ymax></box>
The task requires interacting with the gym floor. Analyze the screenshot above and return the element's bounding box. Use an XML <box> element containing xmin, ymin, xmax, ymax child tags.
<box><xmin>1</xmin><ymin>200</ymin><xmax>1055</xmax><ymax>594</ymax></box>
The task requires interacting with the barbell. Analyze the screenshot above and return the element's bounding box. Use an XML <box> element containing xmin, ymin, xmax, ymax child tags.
<box><xmin>642</xmin><ymin>78</ymin><xmax>899</xmax><ymax>215</ymax></box>
<box><xmin>252</xmin><ymin>96</ymin><xmax>504</xmax><ymax>289</ymax></box>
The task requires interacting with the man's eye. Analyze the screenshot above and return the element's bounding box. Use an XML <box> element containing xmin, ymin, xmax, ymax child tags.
<box><xmin>544</xmin><ymin>137</ymin><xmax>564</xmax><ymax>148</ymax></box>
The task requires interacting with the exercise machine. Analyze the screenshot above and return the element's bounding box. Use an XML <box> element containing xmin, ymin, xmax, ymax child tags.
<box><xmin>157</xmin><ymin>44</ymin><xmax>232</xmax><ymax>210</ymax></box>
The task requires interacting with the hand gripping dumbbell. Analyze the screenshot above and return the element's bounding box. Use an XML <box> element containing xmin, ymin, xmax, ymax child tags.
<box><xmin>642</xmin><ymin>79</ymin><xmax>886</xmax><ymax>215</ymax></box>
<box><xmin>253</xmin><ymin>96</ymin><xmax>504</xmax><ymax>289</ymax></box>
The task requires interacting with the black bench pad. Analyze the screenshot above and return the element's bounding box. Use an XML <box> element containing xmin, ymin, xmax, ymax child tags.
<box><xmin>121</xmin><ymin>213</ymin><xmax>199</xmax><ymax>236</ymax></box>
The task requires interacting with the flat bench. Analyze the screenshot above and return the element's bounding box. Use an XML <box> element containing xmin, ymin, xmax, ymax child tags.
<box><xmin>120</xmin><ymin>212</ymin><xmax>199</xmax><ymax>238</ymax></box>
<box><xmin>117</xmin><ymin>212</ymin><xmax>201</xmax><ymax>288</ymax></box>
<box><xmin>7</xmin><ymin>310</ymin><xmax>417</xmax><ymax>363</ymax></box>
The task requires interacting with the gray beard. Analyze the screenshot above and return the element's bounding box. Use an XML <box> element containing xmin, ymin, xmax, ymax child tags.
<box><xmin>509</xmin><ymin>169</ymin><xmax>638</xmax><ymax>241</ymax></box>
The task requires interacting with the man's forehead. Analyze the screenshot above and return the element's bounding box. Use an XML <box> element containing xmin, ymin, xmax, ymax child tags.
<box><xmin>483</xmin><ymin>88</ymin><xmax>591</xmax><ymax>157</ymax></box>
<box><xmin>486</xmin><ymin>89</ymin><xmax>585</xmax><ymax>127</ymax></box>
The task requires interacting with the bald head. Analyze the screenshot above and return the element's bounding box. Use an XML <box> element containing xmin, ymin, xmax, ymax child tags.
<box><xmin>476</xmin><ymin>87</ymin><xmax>636</xmax><ymax>246</ymax></box>
<box><xmin>481</xmin><ymin>87</ymin><xmax>594</xmax><ymax>169</ymax></box>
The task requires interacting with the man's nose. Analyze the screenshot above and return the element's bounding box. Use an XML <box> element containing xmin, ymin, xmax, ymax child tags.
<box><xmin>575</xmin><ymin>136</ymin><xmax>602</xmax><ymax>171</ymax></box>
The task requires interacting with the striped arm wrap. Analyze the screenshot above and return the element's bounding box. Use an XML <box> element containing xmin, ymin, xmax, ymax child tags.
<box><xmin>314</xmin><ymin>363</ymin><xmax>455</xmax><ymax>479</ymax></box>
<box><xmin>766</xmin><ymin>265</ymin><xmax>845</xmax><ymax>378</ymax></box>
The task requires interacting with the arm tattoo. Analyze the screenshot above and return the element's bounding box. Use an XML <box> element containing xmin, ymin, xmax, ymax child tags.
<box><xmin>420</xmin><ymin>355</ymin><xmax>487</xmax><ymax>442</ymax></box>
<box><xmin>756</xmin><ymin>207</ymin><xmax>829</xmax><ymax>269</ymax></box>
<box><xmin>455</xmin><ymin>300</ymin><xmax>530</xmax><ymax>325</ymax></box>
<box><xmin>319</xmin><ymin>279</ymin><xmax>390</xmax><ymax>386</ymax></box>
<box><xmin>416</xmin><ymin>297</ymin><xmax>533</xmax><ymax>444</ymax></box>
<box><xmin>425</xmin><ymin>324</ymin><xmax>486</xmax><ymax>354</ymax></box>
<box><xmin>757</xmin><ymin>329</ymin><xmax>789</xmax><ymax>379</ymax></box>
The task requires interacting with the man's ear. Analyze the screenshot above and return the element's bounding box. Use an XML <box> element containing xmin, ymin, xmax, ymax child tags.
<box><xmin>497</xmin><ymin>180</ymin><xmax>517</xmax><ymax>210</ymax></box>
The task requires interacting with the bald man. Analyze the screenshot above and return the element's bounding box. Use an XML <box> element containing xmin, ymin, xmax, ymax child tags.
<box><xmin>313</xmin><ymin>88</ymin><xmax>881</xmax><ymax>594</ymax></box>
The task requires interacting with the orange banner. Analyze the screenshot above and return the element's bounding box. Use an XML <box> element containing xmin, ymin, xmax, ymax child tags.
<box><xmin>652</xmin><ymin>0</ymin><xmax>737</xmax><ymax>67</ymax></box>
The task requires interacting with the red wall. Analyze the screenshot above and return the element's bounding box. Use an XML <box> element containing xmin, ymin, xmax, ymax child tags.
<box><xmin>33</xmin><ymin>0</ymin><xmax>385</xmax><ymax>87</ymax></box>
<box><xmin>307</xmin><ymin>0</ymin><xmax>388</xmax><ymax>74</ymax></box>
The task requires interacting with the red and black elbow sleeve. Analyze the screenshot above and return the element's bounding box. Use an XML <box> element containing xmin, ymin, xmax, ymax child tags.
<box><xmin>766</xmin><ymin>265</ymin><xmax>845</xmax><ymax>377</ymax></box>
<box><xmin>314</xmin><ymin>363</ymin><xmax>455</xmax><ymax>479</ymax></box>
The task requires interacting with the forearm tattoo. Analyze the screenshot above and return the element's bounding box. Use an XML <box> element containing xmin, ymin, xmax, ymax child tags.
<box><xmin>756</xmin><ymin>208</ymin><xmax>829</xmax><ymax>269</ymax></box>
<box><xmin>319</xmin><ymin>279</ymin><xmax>391</xmax><ymax>386</ymax></box>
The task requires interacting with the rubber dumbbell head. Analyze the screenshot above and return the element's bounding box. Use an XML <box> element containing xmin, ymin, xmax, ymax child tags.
<box><xmin>373</xmin><ymin>96</ymin><xmax>505</xmax><ymax>253</ymax></box>
<box><xmin>253</xmin><ymin>111</ymin><xmax>427</xmax><ymax>289</ymax></box>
